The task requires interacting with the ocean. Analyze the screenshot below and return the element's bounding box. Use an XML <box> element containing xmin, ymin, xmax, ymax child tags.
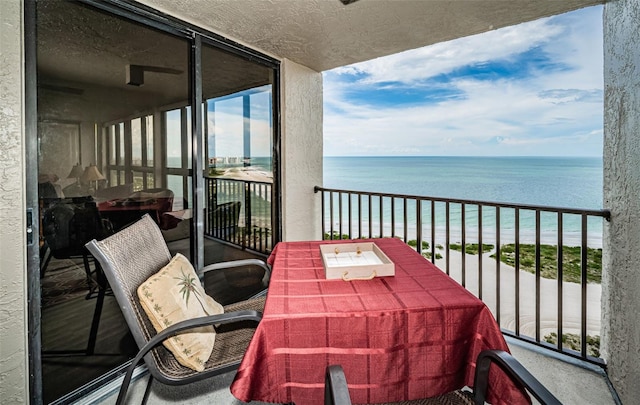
<box><xmin>322</xmin><ymin>156</ymin><xmax>604</xmax><ymax>247</ymax></box>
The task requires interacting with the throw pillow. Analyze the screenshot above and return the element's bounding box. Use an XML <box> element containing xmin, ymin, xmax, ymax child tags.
<box><xmin>137</xmin><ymin>253</ymin><xmax>224</xmax><ymax>371</ymax></box>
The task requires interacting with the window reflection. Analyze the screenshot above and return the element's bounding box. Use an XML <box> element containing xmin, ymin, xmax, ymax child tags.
<box><xmin>36</xmin><ymin>1</ymin><xmax>277</xmax><ymax>401</ymax></box>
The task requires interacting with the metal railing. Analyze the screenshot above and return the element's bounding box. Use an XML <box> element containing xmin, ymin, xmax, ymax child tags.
<box><xmin>205</xmin><ymin>177</ymin><xmax>273</xmax><ymax>254</ymax></box>
<box><xmin>315</xmin><ymin>185</ymin><xmax>611</xmax><ymax>366</ymax></box>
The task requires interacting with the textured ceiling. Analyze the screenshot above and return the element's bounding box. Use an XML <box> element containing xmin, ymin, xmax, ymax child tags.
<box><xmin>35</xmin><ymin>0</ymin><xmax>603</xmax><ymax>121</ymax></box>
<box><xmin>137</xmin><ymin>0</ymin><xmax>603</xmax><ymax>72</ymax></box>
<box><xmin>36</xmin><ymin>1</ymin><xmax>272</xmax><ymax>120</ymax></box>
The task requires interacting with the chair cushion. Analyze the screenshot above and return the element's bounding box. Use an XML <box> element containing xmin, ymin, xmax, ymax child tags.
<box><xmin>137</xmin><ymin>253</ymin><xmax>224</xmax><ymax>371</ymax></box>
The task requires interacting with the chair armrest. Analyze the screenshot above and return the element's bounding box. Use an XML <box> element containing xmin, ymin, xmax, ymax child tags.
<box><xmin>473</xmin><ymin>349</ymin><xmax>562</xmax><ymax>405</ymax></box>
<box><xmin>136</xmin><ymin>310</ymin><xmax>262</xmax><ymax>362</ymax></box>
<box><xmin>200</xmin><ymin>258</ymin><xmax>271</xmax><ymax>287</ymax></box>
<box><xmin>115</xmin><ymin>309</ymin><xmax>262</xmax><ymax>404</ymax></box>
<box><xmin>325</xmin><ymin>365</ymin><xmax>353</xmax><ymax>405</ymax></box>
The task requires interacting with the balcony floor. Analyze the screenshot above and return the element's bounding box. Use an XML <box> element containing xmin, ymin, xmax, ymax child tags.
<box><xmin>81</xmin><ymin>338</ymin><xmax>617</xmax><ymax>405</ymax></box>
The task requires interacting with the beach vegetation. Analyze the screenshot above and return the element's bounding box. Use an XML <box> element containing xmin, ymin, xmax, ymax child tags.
<box><xmin>323</xmin><ymin>232</ymin><xmax>352</xmax><ymax>240</ymax></box>
<box><xmin>423</xmin><ymin>252</ymin><xmax>443</xmax><ymax>260</ymax></box>
<box><xmin>449</xmin><ymin>243</ymin><xmax>495</xmax><ymax>255</ymax></box>
<box><xmin>493</xmin><ymin>244</ymin><xmax>602</xmax><ymax>283</ymax></box>
<box><xmin>544</xmin><ymin>332</ymin><xmax>600</xmax><ymax>358</ymax></box>
<box><xmin>208</xmin><ymin>167</ymin><xmax>225</xmax><ymax>177</ymax></box>
<box><xmin>407</xmin><ymin>240</ymin><xmax>429</xmax><ymax>250</ymax></box>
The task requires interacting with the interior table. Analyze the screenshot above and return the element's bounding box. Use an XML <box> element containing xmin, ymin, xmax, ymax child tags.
<box><xmin>230</xmin><ymin>238</ymin><xmax>527</xmax><ymax>405</ymax></box>
<box><xmin>97</xmin><ymin>199</ymin><xmax>163</xmax><ymax>231</ymax></box>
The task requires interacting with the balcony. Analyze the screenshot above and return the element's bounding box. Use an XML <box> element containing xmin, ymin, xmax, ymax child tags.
<box><xmin>81</xmin><ymin>184</ymin><xmax>619</xmax><ymax>405</ymax></box>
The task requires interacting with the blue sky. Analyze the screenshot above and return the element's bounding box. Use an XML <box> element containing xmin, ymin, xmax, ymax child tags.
<box><xmin>323</xmin><ymin>6</ymin><xmax>603</xmax><ymax>157</ymax></box>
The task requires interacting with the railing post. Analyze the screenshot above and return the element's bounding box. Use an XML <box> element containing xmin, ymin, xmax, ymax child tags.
<box><xmin>329</xmin><ymin>191</ymin><xmax>335</xmax><ymax>239</ymax></box>
<box><xmin>379</xmin><ymin>196</ymin><xmax>384</xmax><ymax>238</ymax></box>
<box><xmin>445</xmin><ymin>202</ymin><xmax>450</xmax><ymax>275</ymax></box>
<box><xmin>339</xmin><ymin>192</ymin><xmax>343</xmax><ymax>239</ymax></box>
<box><xmin>244</xmin><ymin>181</ymin><xmax>251</xmax><ymax>249</ymax></box>
<box><xmin>495</xmin><ymin>207</ymin><xmax>501</xmax><ymax>325</ymax></box>
<box><xmin>358</xmin><ymin>194</ymin><xmax>362</xmax><ymax>239</ymax></box>
<box><xmin>535</xmin><ymin>210</ymin><xmax>541</xmax><ymax>343</ymax></box>
<box><xmin>431</xmin><ymin>200</ymin><xmax>436</xmax><ymax>264</ymax></box>
<box><xmin>390</xmin><ymin>197</ymin><xmax>395</xmax><ymax>238</ymax></box>
<box><xmin>581</xmin><ymin>214</ymin><xmax>588</xmax><ymax>358</ymax></box>
<box><xmin>368</xmin><ymin>195</ymin><xmax>373</xmax><ymax>238</ymax></box>
<box><xmin>515</xmin><ymin>208</ymin><xmax>520</xmax><ymax>337</ymax></box>
<box><xmin>403</xmin><ymin>198</ymin><xmax>408</xmax><ymax>242</ymax></box>
<box><xmin>461</xmin><ymin>203</ymin><xmax>466</xmax><ymax>288</ymax></box>
<box><xmin>416</xmin><ymin>199</ymin><xmax>422</xmax><ymax>255</ymax></box>
<box><xmin>348</xmin><ymin>193</ymin><xmax>353</xmax><ymax>238</ymax></box>
<box><xmin>319</xmin><ymin>187</ymin><xmax>326</xmax><ymax>239</ymax></box>
<box><xmin>557</xmin><ymin>212</ymin><xmax>564</xmax><ymax>352</ymax></box>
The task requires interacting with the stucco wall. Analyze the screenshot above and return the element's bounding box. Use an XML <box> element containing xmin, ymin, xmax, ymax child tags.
<box><xmin>602</xmin><ymin>0</ymin><xmax>640</xmax><ymax>403</ymax></box>
<box><xmin>280</xmin><ymin>59</ymin><xmax>323</xmax><ymax>241</ymax></box>
<box><xmin>0</xmin><ymin>0</ymin><xmax>29</xmax><ymax>403</ymax></box>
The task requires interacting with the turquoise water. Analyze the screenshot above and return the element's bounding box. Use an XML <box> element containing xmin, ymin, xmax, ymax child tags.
<box><xmin>323</xmin><ymin>156</ymin><xmax>604</xmax><ymax>247</ymax></box>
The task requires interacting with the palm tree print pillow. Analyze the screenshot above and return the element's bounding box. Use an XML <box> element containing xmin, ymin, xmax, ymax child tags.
<box><xmin>137</xmin><ymin>253</ymin><xmax>224</xmax><ymax>371</ymax></box>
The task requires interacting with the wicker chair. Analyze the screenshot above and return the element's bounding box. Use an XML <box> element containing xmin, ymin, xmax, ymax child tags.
<box><xmin>324</xmin><ymin>350</ymin><xmax>562</xmax><ymax>405</ymax></box>
<box><xmin>85</xmin><ymin>214</ymin><xmax>270</xmax><ymax>405</ymax></box>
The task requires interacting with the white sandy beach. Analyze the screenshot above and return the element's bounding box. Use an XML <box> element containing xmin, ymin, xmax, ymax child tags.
<box><xmin>217</xmin><ymin>167</ymin><xmax>273</xmax><ymax>183</ymax></box>
<box><xmin>432</xmin><ymin>249</ymin><xmax>601</xmax><ymax>339</ymax></box>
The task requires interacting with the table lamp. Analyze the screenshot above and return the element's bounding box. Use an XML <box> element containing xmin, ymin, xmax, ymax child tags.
<box><xmin>64</xmin><ymin>163</ymin><xmax>85</xmax><ymax>195</ymax></box>
<box><xmin>81</xmin><ymin>164</ymin><xmax>105</xmax><ymax>194</ymax></box>
<box><xmin>67</xmin><ymin>163</ymin><xmax>84</xmax><ymax>183</ymax></box>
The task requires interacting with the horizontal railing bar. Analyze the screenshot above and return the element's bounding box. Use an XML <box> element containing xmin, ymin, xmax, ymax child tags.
<box><xmin>501</xmin><ymin>330</ymin><xmax>606</xmax><ymax>368</ymax></box>
<box><xmin>314</xmin><ymin>186</ymin><xmax>610</xmax><ymax>219</ymax></box>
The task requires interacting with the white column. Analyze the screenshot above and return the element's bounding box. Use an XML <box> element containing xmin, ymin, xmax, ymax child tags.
<box><xmin>280</xmin><ymin>59</ymin><xmax>323</xmax><ymax>241</ymax></box>
<box><xmin>602</xmin><ymin>0</ymin><xmax>640</xmax><ymax>403</ymax></box>
<box><xmin>0</xmin><ymin>0</ymin><xmax>29</xmax><ymax>403</ymax></box>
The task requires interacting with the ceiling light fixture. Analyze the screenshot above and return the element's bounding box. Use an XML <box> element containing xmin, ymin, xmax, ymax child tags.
<box><xmin>126</xmin><ymin>64</ymin><xmax>183</xmax><ymax>86</ymax></box>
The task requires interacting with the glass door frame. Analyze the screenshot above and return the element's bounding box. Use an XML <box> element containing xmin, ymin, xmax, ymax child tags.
<box><xmin>25</xmin><ymin>0</ymin><xmax>281</xmax><ymax>403</ymax></box>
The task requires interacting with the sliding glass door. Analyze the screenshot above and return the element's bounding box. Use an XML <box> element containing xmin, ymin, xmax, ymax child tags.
<box><xmin>33</xmin><ymin>0</ymin><xmax>279</xmax><ymax>402</ymax></box>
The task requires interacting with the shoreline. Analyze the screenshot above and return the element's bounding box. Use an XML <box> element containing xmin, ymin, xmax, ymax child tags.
<box><xmin>326</xmin><ymin>223</ymin><xmax>603</xmax><ymax>248</ymax></box>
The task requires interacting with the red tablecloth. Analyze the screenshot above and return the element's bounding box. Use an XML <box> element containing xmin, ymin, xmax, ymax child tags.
<box><xmin>231</xmin><ymin>238</ymin><xmax>527</xmax><ymax>405</ymax></box>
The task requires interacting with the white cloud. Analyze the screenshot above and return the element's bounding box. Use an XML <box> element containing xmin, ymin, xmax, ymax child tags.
<box><xmin>323</xmin><ymin>6</ymin><xmax>603</xmax><ymax>157</ymax></box>
<box><xmin>333</xmin><ymin>17</ymin><xmax>564</xmax><ymax>85</ymax></box>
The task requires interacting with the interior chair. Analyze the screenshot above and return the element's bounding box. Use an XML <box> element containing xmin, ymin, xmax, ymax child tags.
<box><xmin>85</xmin><ymin>213</ymin><xmax>270</xmax><ymax>405</ymax></box>
<box><xmin>40</xmin><ymin>197</ymin><xmax>111</xmax><ymax>288</ymax></box>
<box><xmin>40</xmin><ymin>197</ymin><xmax>112</xmax><ymax>356</ymax></box>
<box><xmin>324</xmin><ymin>350</ymin><xmax>562</xmax><ymax>405</ymax></box>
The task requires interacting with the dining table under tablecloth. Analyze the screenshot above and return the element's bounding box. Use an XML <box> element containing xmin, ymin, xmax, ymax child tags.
<box><xmin>230</xmin><ymin>238</ymin><xmax>528</xmax><ymax>405</ymax></box>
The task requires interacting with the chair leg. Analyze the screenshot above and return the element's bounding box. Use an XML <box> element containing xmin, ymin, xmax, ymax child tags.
<box><xmin>85</xmin><ymin>281</ymin><xmax>105</xmax><ymax>355</ymax></box>
<box><xmin>83</xmin><ymin>253</ymin><xmax>98</xmax><ymax>299</ymax></box>
<box><xmin>141</xmin><ymin>375</ymin><xmax>154</xmax><ymax>405</ymax></box>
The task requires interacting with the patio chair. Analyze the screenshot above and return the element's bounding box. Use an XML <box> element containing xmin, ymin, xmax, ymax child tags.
<box><xmin>324</xmin><ymin>350</ymin><xmax>562</xmax><ymax>405</ymax></box>
<box><xmin>40</xmin><ymin>197</ymin><xmax>112</xmax><ymax>356</ymax></box>
<box><xmin>85</xmin><ymin>214</ymin><xmax>270</xmax><ymax>405</ymax></box>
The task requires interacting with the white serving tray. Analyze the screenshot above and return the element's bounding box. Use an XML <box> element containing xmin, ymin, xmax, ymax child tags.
<box><xmin>320</xmin><ymin>242</ymin><xmax>395</xmax><ymax>280</ymax></box>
